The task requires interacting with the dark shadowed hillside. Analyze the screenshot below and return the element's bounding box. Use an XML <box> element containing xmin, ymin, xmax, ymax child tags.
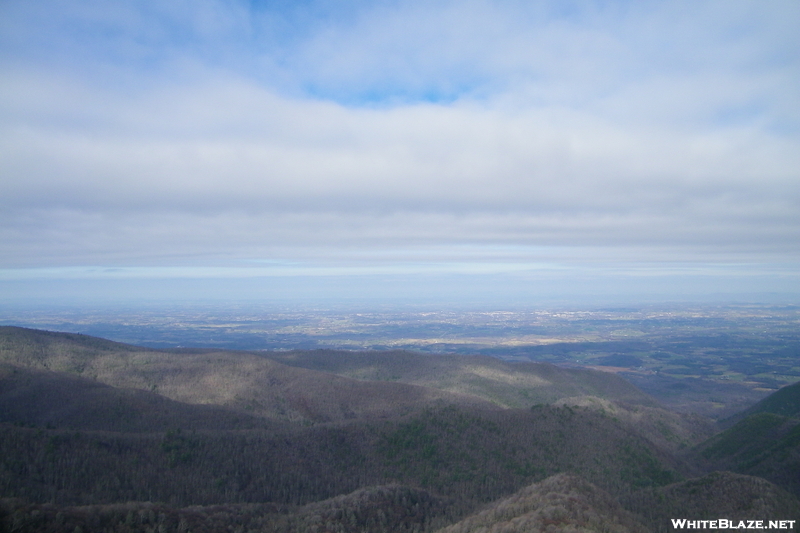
<box><xmin>622</xmin><ymin>472</ymin><xmax>800</xmax><ymax>531</ymax></box>
<box><xmin>687</xmin><ymin>381</ymin><xmax>800</xmax><ymax>498</ymax></box>
<box><xmin>722</xmin><ymin>380</ymin><xmax>800</xmax><ymax>427</ymax></box>
<box><xmin>694</xmin><ymin>413</ymin><xmax>800</xmax><ymax>497</ymax></box>
<box><xmin>0</xmin><ymin>484</ymin><xmax>450</xmax><ymax>533</ymax></box>
<box><xmin>0</xmin><ymin>404</ymin><xmax>688</xmax><ymax>509</ymax></box>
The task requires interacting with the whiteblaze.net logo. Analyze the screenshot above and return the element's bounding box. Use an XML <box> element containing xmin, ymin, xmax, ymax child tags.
<box><xmin>671</xmin><ymin>519</ymin><xmax>796</xmax><ymax>530</ymax></box>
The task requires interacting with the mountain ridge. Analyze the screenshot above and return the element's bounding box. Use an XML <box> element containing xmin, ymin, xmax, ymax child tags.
<box><xmin>266</xmin><ymin>348</ymin><xmax>660</xmax><ymax>408</ymax></box>
<box><xmin>2</xmin><ymin>325</ymin><xmax>799</xmax><ymax>532</ymax></box>
<box><xmin>722</xmin><ymin>380</ymin><xmax>800</xmax><ymax>427</ymax></box>
<box><xmin>0</xmin><ymin>326</ymin><xmax>500</xmax><ymax>423</ymax></box>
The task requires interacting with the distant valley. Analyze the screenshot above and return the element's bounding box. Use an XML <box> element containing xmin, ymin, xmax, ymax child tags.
<box><xmin>4</xmin><ymin>304</ymin><xmax>798</xmax><ymax>419</ymax></box>
<box><xmin>1</xmin><ymin>325</ymin><xmax>799</xmax><ymax>532</ymax></box>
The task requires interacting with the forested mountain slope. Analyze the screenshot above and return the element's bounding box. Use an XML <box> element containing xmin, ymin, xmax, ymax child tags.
<box><xmin>694</xmin><ymin>412</ymin><xmax>800</xmax><ymax>497</ymax></box>
<box><xmin>2</xmin><ymin>326</ymin><xmax>799</xmax><ymax>532</ymax></box>
<box><xmin>1</xmin><ymin>327</ymin><xmax>659</xmax><ymax>412</ymax></box>
<box><xmin>0</xmin><ymin>326</ymin><xmax>713</xmax><ymax>448</ymax></box>
<box><xmin>680</xmin><ymin>381</ymin><xmax>800</xmax><ymax>499</ymax></box>
<box><xmin>436</xmin><ymin>473</ymin><xmax>648</xmax><ymax>533</ymax></box>
<box><xmin>723</xmin><ymin>380</ymin><xmax>800</xmax><ymax>426</ymax></box>
<box><xmin>622</xmin><ymin>471</ymin><xmax>800</xmax><ymax>531</ymax></box>
<box><xmin>0</xmin><ymin>326</ymin><xmax>143</xmax><ymax>370</ymax></box>
<box><xmin>0</xmin><ymin>404</ymin><xmax>688</xmax><ymax>508</ymax></box>
<box><xmin>266</xmin><ymin>347</ymin><xmax>715</xmax><ymax>451</ymax></box>
<box><xmin>553</xmin><ymin>395</ymin><xmax>713</xmax><ymax>453</ymax></box>
<box><xmin>0</xmin><ymin>363</ymin><xmax>276</xmax><ymax>432</ymax></box>
<box><xmin>0</xmin><ymin>327</ymin><xmax>498</xmax><ymax>423</ymax></box>
<box><xmin>266</xmin><ymin>348</ymin><xmax>660</xmax><ymax>407</ymax></box>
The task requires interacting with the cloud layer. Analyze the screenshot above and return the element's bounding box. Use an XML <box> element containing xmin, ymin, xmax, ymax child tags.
<box><xmin>0</xmin><ymin>0</ymin><xmax>798</xmax><ymax>301</ymax></box>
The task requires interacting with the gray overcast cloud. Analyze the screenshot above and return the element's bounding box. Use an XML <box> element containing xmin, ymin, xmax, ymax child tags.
<box><xmin>0</xmin><ymin>0</ymin><xmax>798</xmax><ymax>304</ymax></box>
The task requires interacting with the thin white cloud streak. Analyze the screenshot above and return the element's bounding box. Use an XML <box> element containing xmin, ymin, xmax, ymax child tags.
<box><xmin>2</xmin><ymin>261</ymin><xmax>797</xmax><ymax>282</ymax></box>
<box><xmin>0</xmin><ymin>0</ymin><xmax>798</xmax><ymax>274</ymax></box>
<box><xmin>1</xmin><ymin>208</ymin><xmax>797</xmax><ymax>270</ymax></box>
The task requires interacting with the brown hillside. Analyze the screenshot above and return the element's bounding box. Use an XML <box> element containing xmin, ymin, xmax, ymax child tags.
<box><xmin>0</xmin><ymin>363</ymin><xmax>277</xmax><ymax>432</ymax></box>
<box><xmin>266</xmin><ymin>349</ymin><xmax>660</xmax><ymax>408</ymax></box>
<box><xmin>0</xmin><ymin>326</ymin><xmax>142</xmax><ymax>372</ymax></box>
<box><xmin>436</xmin><ymin>473</ymin><xmax>648</xmax><ymax>533</ymax></box>
<box><xmin>276</xmin><ymin>484</ymin><xmax>451</xmax><ymax>532</ymax></box>
<box><xmin>0</xmin><ymin>327</ymin><xmax>499</xmax><ymax>423</ymax></box>
<box><xmin>86</xmin><ymin>349</ymin><xmax>500</xmax><ymax>423</ymax></box>
<box><xmin>553</xmin><ymin>395</ymin><xmax>715</xmax><ymax>452</ymax></box>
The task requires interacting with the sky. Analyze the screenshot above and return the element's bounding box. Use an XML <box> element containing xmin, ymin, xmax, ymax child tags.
<box><xmin>0</xmin><ymin>0</ymin><xmax>798</xmax><ymax>308</ymax></box>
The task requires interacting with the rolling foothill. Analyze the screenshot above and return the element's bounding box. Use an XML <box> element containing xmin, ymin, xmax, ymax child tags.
<box><xmin>1</xmin><ymin>321</ymin><xmax>798</xmax><ymax>532</ymax></box>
